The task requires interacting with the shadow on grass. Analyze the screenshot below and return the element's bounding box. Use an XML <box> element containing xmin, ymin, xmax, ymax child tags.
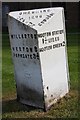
<box><xmin>2</xmin><ymin>98</ymin><xmax>41</xmax><ymax>113</ymax></box>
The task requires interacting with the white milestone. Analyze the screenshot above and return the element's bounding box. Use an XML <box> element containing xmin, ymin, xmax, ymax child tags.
<box><xmin>8</xmin><ymin>7</ymin><xmax>70</xmax><ymax>111</ymax></box>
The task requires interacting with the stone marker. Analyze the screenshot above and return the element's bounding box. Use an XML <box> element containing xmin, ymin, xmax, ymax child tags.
<box><xmin>8</xmin><ymin>7</ymin><xmax>70</xmax><ymax>111</ymax></box>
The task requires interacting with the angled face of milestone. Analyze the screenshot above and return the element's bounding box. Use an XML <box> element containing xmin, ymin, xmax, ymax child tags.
<box><xmin>9</xmin><ymin>7</ymin><xmax>63</xmax><ymax>30</ymax></box>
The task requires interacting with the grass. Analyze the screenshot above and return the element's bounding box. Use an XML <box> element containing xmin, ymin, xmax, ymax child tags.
<box><xmin>2</xmin><ymin>33</ymin><xmax>79</xmax><ymax>119</ymax></box>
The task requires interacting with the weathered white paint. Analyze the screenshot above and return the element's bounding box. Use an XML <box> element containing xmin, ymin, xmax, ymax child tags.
<box><xmin>8</xmin><ymin>7</ymin><xmax>69</xmax><ymax>111</ymax></box>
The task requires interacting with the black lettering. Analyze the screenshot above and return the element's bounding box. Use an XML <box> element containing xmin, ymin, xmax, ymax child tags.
<box><xmin>31</xmin><ymin>34</ymin><xmax>33</xmax><ymax>39</ymax></box>
<box><xmin>50</xmin><ymin>13</ymin><xmax>54</xmax><ymax>16</ymax></box>
<box><xmin>58</xmin><ymin>43</ymin><xmax>62</xmax><ymax>47</ymax></box>
<box><xmin>16</xmin><ymin>47</ymin><xmax>18</xmax><ymax>51</ymax></box>
<box><xmin>18</xmin><ymin>54</ymin><xmax>19</xmax><ymax>57</ymax></box>
<box><xmin>60</xmin><ymin>30</ymin><xmax>64</xmax><ymax>34</ymax></box>
<box><xmin>36</xmin><ymin>53</ymin><xmax>39</xmax><ymax>60</ymax></box>
<box><xmin>39</xmin><ymin>48</ymin><xmax>44</xmax><ymax>52</ymax></box>
<box><xmin>39</xmin><ymin>45</ymin><xmax>52</xmax><ymax>52</ymax></box>
<box><xmin>46</xmin><ymin>16</ymin><xmax>50</xmax><ymax>20</ymax></box>
<box><xmin>53</xmin><ymin>42</ymin><xmax>65</xmax><ymax>49</ymax></box>
<box><xmin>52</xmin><ymin>31</ymin><xmax>56</xmax><ymax>36</ymax></box>
<box><xmin>40</xmin><ymin>10</ymin><xmax>42</xmax><ymax>13</ymax></box>
<box><xmin>20</xmin><ymin>54</ymin><xmax>22</xmax><ymax>58</ymax></box>
<box><xmin>52</xmin><ymin>30</ymin><xmax>64</xmax><ymax>36</ymax></box>
<box><xmin>24</xmin><ymin>34</ymin><xmax>27</xmax><ymax>38</ymax></box>
<box><xmin>41</xmin><ymin>21</ymin><xmax>44</xmax><ymax>24</ymax></box>
<box><xmin>56</xmin><ymin>31</ymin><xmax>59</xmax><ymax>34</ymax></box>
<box><xmin>23</xmin><ymin>12</ymin><xmax>27</xmax><ymax>14</ymax></box>
<box><xmin>30</xmin><ymin>54</ymin><xmax>32</xmax><ymax>59</ymax></box>
<box><xmin>47</xmin><ymin>9</ymin><xmax>50</xmax><ymax>12</ymax></box>
<box><xmin>53</xmin><ymin>44</ymin><xmax>57</xmax><ymax>49</ymax></box>
<box><xmin>45</xmin><ymin>38</ymin><xmax>47</xmax><ymax>42</ymax></box>
<box><xmin>47</xmin><ymin>32</ymin><xmax>51</xmax><ymax>36</ymax></box>
<box><xmin>35</xmin><ymin>16</ymin><xmax>38</xmax><ymax>18</ymax></box>
<box><xmin>39</xmin><ymin>15</ymin><xmax>42</xmax><ymax>18</ymax></box>
<box><xmin>28</xmin><ymin>11</ymin><xmax>30</xmax><ymax>14</ymax></box>
<box><xmin>11</xmin><ymin>35</ymin><xmax>14</xmax><ymax>39</ymax></box>
<box><xmin>43</xmin><ymin>10</ymin><xmax>46</xmax><ymax>12</ymax></box>
<box><xmin>30</xmin><ymin>47</ymin><xmax>33</xmax><ymax>52</ymax></box>
<box><xmin>32</xmin><ymin>23</ymin><xmax>35</xmax><ymax>26</ymax></box>
<box><xmin>42</xmin><ymin>39</ymin><xmax>44</xmax><ymax>44</ymax></box>
<box><xmin>22</xmin><ymin>34</ymin><xmax>24</xmax><ymax>39</ymax></box>
<box><xmin>29</xmin><ymin>22</ymin><xmax>33</xmax><ymax>24</ymax></box>
<box><xmin>33</xmin><ymin>54</ymin><xmax>36</xmax><ymax>59</ymax></box>
<box><xmin>12</xmin><ymin>47</ymin><xmax>15</xmax><ymax>51</ymax></box>
<box><xmin>22</xmin><ymin>54</ymin><xmax>25</xmax><ymax>58</ymax></box>
<box><xmin>32</xmin><ymin>11</ymin><xmax>34</xmax><ymax>14</ymax></box>
<box><xmin>62</xmin><ymin>41</ymin><xmax>65</xmax><ymax>46</ymax></box>
<box><xmin>27</xmin><ymin>54</ymin><xmax>29</xmax><ymax>58</ymax></box>
<box><xmin>55</xmin><ymin>37</ymin><xmax>59</xmax><ymax>41</ymax></box>
<box><xmin>18</xmin><ymin>34</ymin><xmax>21</xmax><ymax>39</ymax></box>
<box><xmin>16</xmin><ymin>35</ymin><xmax>18</xmax><ymax>39</ymax></box>
<box><xmin>43</xmin><ymin>19</ymin><xmax>47</xmax><ymax>22</ymax></box>
<box><xmin>22</xmin><ymin>19</ymin><xmax>25</xmax><ymax>22</ymax></box>
<box><xmin>19</xmin><ymin>12</ymin><xmax>22</xmax><ymax>15</ymax></box>
<box><xmin>27</xmin><ymin>34</ymin><xmax>29</xmax><ymax>38</ymax></box>
<box><xmin>19</xmin><ymin>18</ymin><xmax>23</xmax><ymax>21</ymax></box>
<box><xmin>34</xmin><ymin>34</ymin><xmax>37</xmax><ymax>39</ymax></box>
<box><xmin>19</xmin><ymin>47</ymin><xmax>21</xmax><ymax>51</ymax></box>
<box><xmin>32</xmin><ymin>16</ymin><xmax>34</xmax><ymax>19</ymax></box>
<box><xmin>25</xmin><ymin>54</ymin><xmax>27</xmax><ymax>58</ymax></box>
<box><xmin>38</xmin><ymin>23</ymin><xmax>42</xmax><ymax>26</ymax></box>
<box><xmin>34</xmin><ymin>46</ymin><xmax>37</xmax><ymax>52</ymax></box>
<box><xmin>23</xmin><ymin>47</ymin><xmax>25</xmax><ymax>51</ymax></box>
<box><xmin>26</xmin><ymin>47</ymin><xmax>29</xmax><ymax>52</ymax></box>
<box><xmin>48</xmin><ymin>38</ymin><xmax>54</xmax><ymax>43</ymax></box>
<box><xmin>16</xmin><ymin>54</ymin><xmax>17</xmax><ymax>57</ymax></box>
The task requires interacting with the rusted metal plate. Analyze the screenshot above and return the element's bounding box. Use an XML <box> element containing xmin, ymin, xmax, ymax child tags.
<box><xmin>8</xmin><ymin>7</ymin><xmax>69</xmax><ymax>111</ymax></box>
